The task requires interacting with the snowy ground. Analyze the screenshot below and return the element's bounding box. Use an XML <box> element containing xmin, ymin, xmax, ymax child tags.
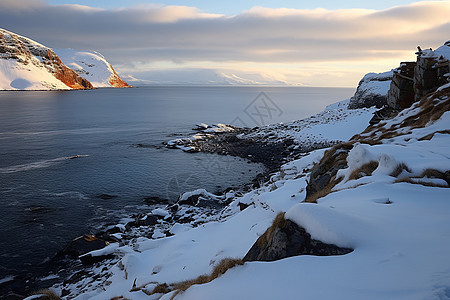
<box><xmin>31</xmin><ymin>86</ymin><xmax>449</xmax><ymax>299</ymax></box>
<box><xmin>243</xmin><ymin>99</ymin><xmax>377</xmax><ymax>147</ymax></box>
<box><xmin>0</xmin><ymin>54</ymin><xmax>71</xmax><ymax>91</ymax></box>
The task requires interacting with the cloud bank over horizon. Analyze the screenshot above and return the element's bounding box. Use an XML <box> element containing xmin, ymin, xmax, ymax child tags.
<box><xmin>1</xmin><ymin>0</ymin><xmax>449</xmax><ymax>86</ymax></box>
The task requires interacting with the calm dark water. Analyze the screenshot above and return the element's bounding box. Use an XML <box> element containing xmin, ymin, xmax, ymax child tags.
<box><xmin>0</xmin><ymin>86</ymin><xmax>354</xmax><ymax>285</ymax></box>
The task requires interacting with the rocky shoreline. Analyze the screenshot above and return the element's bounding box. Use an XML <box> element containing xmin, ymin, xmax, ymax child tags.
<box><xmin>2</xmin><ymin>100</ymin><xmax>372</xmax><ymax>299</ymax></box>
<box><xmin>3</xmin><ymin>124</ymin><xmax>324</xmax><ymax>299</ymax></box>
<box><xmin>164</xmin><ymin>123</ymin><xmax>337</xmax><ymax>172</ymax></box>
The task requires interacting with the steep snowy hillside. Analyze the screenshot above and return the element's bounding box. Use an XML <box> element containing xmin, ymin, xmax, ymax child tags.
<box><xmin>0</xmin><ymin>28</ymin><xmax>93</xmax><ymax>90</ymax></box>
<box><xmin>54</xmin><ymin>49</ymin><xmax>130</xmax><ymax>88</ymax></box>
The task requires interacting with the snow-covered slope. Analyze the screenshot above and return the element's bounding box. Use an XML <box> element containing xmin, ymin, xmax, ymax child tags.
<box><xmin>244</xmin><ymin>98</ymin><xmax>377</xmax><ymax>150</ymax></box>
<box><xmin>0</xmin><ymin>28</ymin><xmax>93</xmax><ymax>90</ymax></box>
<box><xmin>54</xmin><ymin>49</ymin><xmax>130</xmax><ymax>88</ymax></box>
<box><xmin>347</xmin><ymin>70</ymin><xmax>393</xmax><ymax>109</ymax></box>
<box><xmin>51</xmin><ymin>83</ymin><xmax>450</xmax><ymax>299</ymax></box>
<box><xmin>0</xmin><ymin>28</ymin><xmax>129</xmax><ymax>90</ymax></box>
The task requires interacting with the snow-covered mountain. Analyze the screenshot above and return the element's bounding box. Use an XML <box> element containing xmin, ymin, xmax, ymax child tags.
<box><xmin>0</xmin><ymin>28</ymin><xmax>129</xmax><ymax>90</ymax></box>
<box><xmin>54</xmin><ymin>49</ymin><xmax>129</xmax><ymax>88</ymax></box>
<box><xmin>0</xmin><ymin>28</ymin><xmax>92</xmax><ymax>90</ymax></box>
<box><xmin>125</xmin><ymin>68</ymin><xmax>293</xmax><ymax>86</ymax></box>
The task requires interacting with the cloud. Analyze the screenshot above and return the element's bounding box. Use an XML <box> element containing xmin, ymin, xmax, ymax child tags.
<box><xmin>0</xmin><ymin>0</ymin><xmax>44</xmax><ymax>11</ymax></box>
<box><xmin>0</xmin><ymin>0</ymin><xmax>449</xmax><ymax>85</ymax></box>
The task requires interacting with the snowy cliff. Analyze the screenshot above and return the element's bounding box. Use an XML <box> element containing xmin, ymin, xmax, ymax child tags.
<box><xmin>0</xmin><ymin>28</ymin><xmax>129</xmax><ymax>90</ymax></box>
<box><xmin>54</xmin><ymin>49</ymin><xmax>130</xmax><ymax>88</ymax></box>
<box><xmin>0</xmin><ymin>28</ymin><xmax>93</xmax><ymax>90</ymax></box>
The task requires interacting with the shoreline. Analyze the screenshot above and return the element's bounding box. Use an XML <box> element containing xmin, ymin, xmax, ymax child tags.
<box><xmin>2</xmin><ymin>97</ymin><xmax>374</xmax><ymax>298</ymax></box>
<box><xmin>3</xmin><ymin>122</ymin><xmax>335</xmax><ymax>298</ymax></box>
<box><xmin>1</xmin><ymin>127</ymin><xmax>299</xmax><ymax>298</ymax></box>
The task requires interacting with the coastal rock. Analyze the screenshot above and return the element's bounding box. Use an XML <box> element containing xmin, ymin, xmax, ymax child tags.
<box><xmin>243</xmin><ymin>213</ymin><xmax>353</xmax><ymax>262</ymax></box>
<box><xmin>57</xmin><ymin>235</ymin><xmax>108</xmax><ymax>259</ymax></box>
<box><xmin>177</xmin><ymin>189</ymin><xmax>225</xmax><ymax>209</ymax></box>
<box><xmin>348</xmin><ymin>71</ymin><xmax>393</xmax><ymax>109</ymax></box>
<box><xmin>125</xmin><ymin>214</ymin><xmax>160</xmax><ymax>229</ymax></box>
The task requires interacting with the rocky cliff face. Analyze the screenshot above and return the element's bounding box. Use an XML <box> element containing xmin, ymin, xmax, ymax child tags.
<box><xmin>386</xmin><ymin>62</ymin><xmax>415</xmax><ymax>109</ymax></box>
<box><xmin>349</xmin><ymin>41</ymin><xmax>450</xmax><ymax>111</ymax></box>
<box><xmin>0</xmin><ymin>28</ymin><xmax>93</xmax><ymax>90</ymax></box>
<box><xmin>412</xmin><ymin>44</ymin><xmax>450</xmax><ymax>101</ymax></box>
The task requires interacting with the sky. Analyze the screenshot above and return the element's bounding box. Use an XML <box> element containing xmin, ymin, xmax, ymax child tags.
<box><xmin>1</xmin><ymin>0</ymin><xmax>449</xmax><ymax>86</ymax></box>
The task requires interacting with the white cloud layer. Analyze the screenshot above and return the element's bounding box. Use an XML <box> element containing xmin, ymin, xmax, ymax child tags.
<box><xmin>0</xmin><ymin>0</ymin><xmax>449</xmax><ymax>86</ymax></box>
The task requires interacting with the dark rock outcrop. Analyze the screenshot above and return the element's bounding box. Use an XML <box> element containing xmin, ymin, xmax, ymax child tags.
<box><xmin>305</xmin><ymin>143</ymin><xmax>352</xmax><ymax>202</ymax></box>
<box><xmin>56</xmin><ymin>235</ymin><xmax>108</xmax><ymax>259</ymax></box>
<box><xmin>244</xmin><ymin>213</ymin><xmax>352</xmax><ymax>262</ymax></box>
<box><xmin>387</xmin><ymin>62</ymin><xmax>415</xmax><ymax>110</ymax></box>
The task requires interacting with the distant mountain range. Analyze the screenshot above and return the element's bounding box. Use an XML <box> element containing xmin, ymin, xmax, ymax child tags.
<box><xmin>123</xmin><ymin>68</ymin><xmax>297</xmax><ymax>86</ymax></box>
<box><xmin>0</xmin><ymin>28</ymin><xmax>129</xmax><ymax>90</ymax></box>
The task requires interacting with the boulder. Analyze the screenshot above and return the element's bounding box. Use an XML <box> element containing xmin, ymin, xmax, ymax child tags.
<box><xmin>243</xmin><ymin>213</ymin><xmax>352</xmax><ymax>262</ymax></box>
<box><xmin>57</xmin><ymin>235</ymin><xmax>108</xmax><ymax>258</ymax></box>
<box><xmin>305</xmin><ymin>143</ymin><xmax>352</xmax><ymax>201</ymax></box>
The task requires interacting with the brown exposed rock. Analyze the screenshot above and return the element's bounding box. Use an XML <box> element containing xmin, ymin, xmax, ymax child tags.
<box><xmin>108</xmin><ymin>64</ymin><xmax>130</xmax><ymax>88</ymax></box>
<box><xmin>305</xmin><ymin>142</ymin><xmax>352</xmax><ymax>202</ymax></box>
<box><xmin>413</xmin><ymin>49</ymin><xmax>449</xmax><ymax>102</ymax></box>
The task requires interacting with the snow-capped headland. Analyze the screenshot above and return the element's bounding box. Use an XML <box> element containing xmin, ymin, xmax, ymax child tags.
<box><xmin>0</xmin><ymin>28</ymin><xmax>129</xmax><ymax>90</ymax></box>
<box><xmin>54</xmin><ymin>49</ymin><xmax>130</xmax><ymax>88</ymax></box>
<box><xmin>14</xmin><ymin>41</ymin><xmax>450</xmax><ymax>300</ymax></box>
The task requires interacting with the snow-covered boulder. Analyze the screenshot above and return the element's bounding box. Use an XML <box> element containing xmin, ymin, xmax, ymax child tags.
<box><xmin>348</xmin><ymin>70</ymin><xmax>393</xmax><ymax>109</ymax></box>
<box><xmin>0</xmin><ymin>28</ymin><xmax>93</xmax><ymax>90</ymax></box>
<box><xmin>54</xmin><ymin>49</ymin><xmax>130</xmax><ymax>88</ymax></box>
<box><xmin>243</xmin><ymin>213</ymin><xmax>352</xmax><ymax>261</ymax></box>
